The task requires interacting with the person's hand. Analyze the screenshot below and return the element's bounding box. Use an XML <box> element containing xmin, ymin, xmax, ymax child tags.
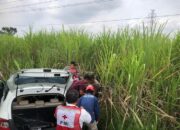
<box><xmin>80</xmin><ymin>106</ymin><xmax>84</xmax><ymax>109</ymax></box>
<box><xmin>79</xmin><ymin>90</ymin><xmax>84</xmax><ymax>95</ymax></box>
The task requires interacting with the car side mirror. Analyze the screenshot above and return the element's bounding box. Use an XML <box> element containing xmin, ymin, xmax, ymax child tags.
<box><xmin>0</xmin><ymin>81</ymin><xmax>5</xmax><ymax>100</ymax></box>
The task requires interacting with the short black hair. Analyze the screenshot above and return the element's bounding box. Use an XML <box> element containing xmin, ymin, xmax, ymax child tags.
<box><xmin>86</xmin><ymin>90</ymin><xmax>94</xmax><ymax>94</ymax></box>
<box><xmin>70</xmin><ymin>61</ymin><xmax>76</xmax><ymax>66</ymax></box>
<box><xmin>66</xmin><ymin>89</ymin><xmax>79</xmax><ymax>103</ymax></box>
<box><xmin>84</xmin><ymin>72</ymin><xmax>95</xmax><ymax>80</ymax></box>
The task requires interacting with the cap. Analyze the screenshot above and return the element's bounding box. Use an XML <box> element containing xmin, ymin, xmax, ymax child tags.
<box><xmin>86</xmin><ymin>85</ymin><xmax>95</xmax><ymax>91</ymax></box>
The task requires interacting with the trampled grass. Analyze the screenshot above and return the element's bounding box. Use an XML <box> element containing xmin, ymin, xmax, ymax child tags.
<box><xmin>0</xmin><ymin>25</ymin><xmax>179</xmax><ymax>130</ymax></box>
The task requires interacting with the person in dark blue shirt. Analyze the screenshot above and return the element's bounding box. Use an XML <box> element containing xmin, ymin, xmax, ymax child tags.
<box><xmin>78</xmin><ymin>85</ymin><xmax>100</xmax><ymax>130</ymax></box>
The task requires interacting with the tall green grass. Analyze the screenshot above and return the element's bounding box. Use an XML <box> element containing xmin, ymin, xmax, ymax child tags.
<box><xmin>0</xmin><ymin>25</ymin><xmax>179</xmax><ymax>130</ymax></box>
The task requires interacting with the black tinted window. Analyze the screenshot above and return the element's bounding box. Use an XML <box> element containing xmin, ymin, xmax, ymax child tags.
<box><xmin>0</xmin><ymin>81</ymin><xmax>8</xmax><ymax>100</ymax></box>
<box><xmin>15</xmin><ymin>76</ymin><xmax>69</xmax><ymax>85</ymax></box>
<box><xmin>0</xmin><ymin>81</ymin><xmax>4</xmax><ymax>99</ymax></box>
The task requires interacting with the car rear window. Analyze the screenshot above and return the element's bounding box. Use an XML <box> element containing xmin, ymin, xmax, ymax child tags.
<box><xmin>14</xmin><ymin>76</ymin><xmax>69</xmax><ymax>85</ymax></box>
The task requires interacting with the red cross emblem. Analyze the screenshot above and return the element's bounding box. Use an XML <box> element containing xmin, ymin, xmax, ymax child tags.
<box><xmin>62</xmin><ymin>115</ymin><xmax>67</xmax><ymax>120</ymax></box>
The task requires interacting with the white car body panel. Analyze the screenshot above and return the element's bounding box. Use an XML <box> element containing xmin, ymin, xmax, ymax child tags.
<box><xmin>0</xmin><ymin>90</ymin><xmax>15</xmax><ymax>119</ymax></box>
<box><xmin>0</xmin><ymin>68</ymin><xmax>73</xmax><ymax>122</ymax></box>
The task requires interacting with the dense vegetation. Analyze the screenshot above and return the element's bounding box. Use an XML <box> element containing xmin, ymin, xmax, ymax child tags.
<box><xmin>0</xmin><ymin>25</ymin><xmax>179</xmax><ymax>130</ymax></box>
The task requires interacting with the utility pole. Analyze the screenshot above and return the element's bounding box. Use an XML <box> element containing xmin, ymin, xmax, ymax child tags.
<box><xmin>149</xmin><ymin>9</ymin><xmax>156</xmax><ymax>28</ymax></box>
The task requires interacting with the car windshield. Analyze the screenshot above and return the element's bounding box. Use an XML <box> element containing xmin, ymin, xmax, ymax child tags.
<box><xmin>15</xmin><ymin>76</ymin><xmax>69</xmax><ymax>85</ymax></box>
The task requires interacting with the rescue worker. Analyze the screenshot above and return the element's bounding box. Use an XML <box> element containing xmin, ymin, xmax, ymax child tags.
<box><xmin>71</xmin><ymin>72</ymin><xmax>101</xmax><ymax>97</ymax></box>
<box><xmin>54</xmin><ymin>89</ymin><xmax>91</xmax><ymax>130</ymax></box>
<box><xmin>83</xmin><ymin>72</ymin><xmax>101</xmax><ymax>97</ymax></box>
<box><xmin>78</xmin><ymin>85</ymin><xmax>100</xmax><ymax>130</ymax></box>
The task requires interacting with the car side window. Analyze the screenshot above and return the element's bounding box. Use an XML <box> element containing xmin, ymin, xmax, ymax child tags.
<box><xmin>0</xmin><ymin>80</ymin><xmax>5</xmax><ymax>100</ymax></box>
<box><xmin>0</xmin><ymin>81</ymin><xmax>9</xmax><ymax>101</ymax></box>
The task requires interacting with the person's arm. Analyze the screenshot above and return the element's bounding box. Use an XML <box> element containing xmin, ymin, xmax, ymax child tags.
<box><xmin>77</xmin><ymin>98</ymin><xmax>81</xmax><ymax>107</ymax></box>
<box><xmin>80</xmin><ymin>108</ymin><xmax>92</xmax><ymax>124</ymax></box>
<box><xmin>71</xmin><ymin>80</ymin><xmax>81</xmax><ymax>90</ymax></box>
<box><xmin>54</xmin><ymin>107</ymin><xmax>58</xmax><ymax>118</ymax></box>
<box><xmin>94</xmin><ymin>98</ymin><xmax>100</xmax><ymax>122</ymax></box>
<box><xmin>54</xmin><ymin>105</ymin><xmax>62</xmax><ymax>118</ymax></box>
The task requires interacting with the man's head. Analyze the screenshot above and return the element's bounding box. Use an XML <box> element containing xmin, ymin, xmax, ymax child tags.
<box><xmin>66</xmin><ymin>89</ymin><xmax>79</xmax><ymax>104</ymax></box>
<box><xmin>86</xmin><ymin>85</ymin><xmax>95</xmax><ymax>94</ymax></box>
<box><xmin>70</xmin><ymin>61</ymin><xmax>76</xmax><ymax>66</ymax></box>
<box><xmin>84</xmin><ymin>72</ymin><xmax>95</xmax><ymax>83</ymax></box>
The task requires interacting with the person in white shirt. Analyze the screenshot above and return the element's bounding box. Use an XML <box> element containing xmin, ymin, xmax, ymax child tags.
<box><xmin>55</xmin><ymin>89</ymin><xmax>91</xmax><ymax>130</ymax></box>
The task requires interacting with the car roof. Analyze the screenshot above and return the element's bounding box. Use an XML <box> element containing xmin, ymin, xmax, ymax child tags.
<box><xmin>7</xmin><ymin>68</ymin><xmax>71</xmax><ymax>90</ymax></box>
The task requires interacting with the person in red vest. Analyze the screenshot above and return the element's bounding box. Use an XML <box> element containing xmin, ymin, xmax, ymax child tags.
<box><xmin>54</xmin><ymin>89</ymin><xmax>91</xmax><ymax>130</ymax></box>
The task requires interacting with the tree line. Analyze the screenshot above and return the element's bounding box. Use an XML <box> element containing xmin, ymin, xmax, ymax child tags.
<box><xmin>0</xmin><ymin>27</ymin><xmax>17</xmax><ymax>35</ymax></box>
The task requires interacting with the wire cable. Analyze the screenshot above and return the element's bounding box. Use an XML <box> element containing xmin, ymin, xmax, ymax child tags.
<box><xmin>0</xmin><ymin>0</ymin><xmax>28</xmax><ymax>5</ymax></box>
<box><xmin>78</xmin><ymin>14</ymin><xmax>180</xmax><ymax>24</ymax></box>
<box><xmin>8</xmin><ymin>13</ymin><xmax>180</xmax><ymax>27</ymax></box>
<box><xmin>0</xmin><ymin>0</ymin><xmax>114</xmax><ymax>14</ymax></box>
<box><xmin>0</xmin><ymin>0</ymin><xmax>60</xmax><ymax>11</ymax></box>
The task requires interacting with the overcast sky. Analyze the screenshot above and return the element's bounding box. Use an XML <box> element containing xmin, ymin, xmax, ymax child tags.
<box><xmin>0</xmin><ymin>0</ymin><xmax>179</xmax><ymax>35</ymax></box>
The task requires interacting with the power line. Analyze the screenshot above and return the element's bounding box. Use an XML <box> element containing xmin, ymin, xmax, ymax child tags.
<box><xmin>0</xmin><ymin>0</ymin><xmax>114</xmax><ymax>14</ymax></box>
<box><xmin>0</xmin><ymin>0</ymin><xmax>60</xmax><ymax>11</ymax></box>
<box><xmin>67</xmin><ymin>13</ymin><xmax>180</xmax><ymax>24</ymax></box>
<box><xmin>7</xmin><ymin>13</ymin><xmax>180</xmax><ymax>27</ymax></box>
<box><xmin>0</xmin><ymin>0</ymin><xmax>27</xmax><ymax>5</ymax></box>
<box><xmin>155</xmin><ymin>13</ymin><xmax>180</xmax><ymax>18</ymax></box>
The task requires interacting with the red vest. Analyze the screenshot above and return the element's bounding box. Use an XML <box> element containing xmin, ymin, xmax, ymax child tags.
<box><xmin>55</xmin><ymin>105</ymin><xmax>81</xmax><ymax>130</ymax></box>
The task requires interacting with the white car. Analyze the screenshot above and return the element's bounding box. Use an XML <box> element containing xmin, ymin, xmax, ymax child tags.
<box><xmin>0</xmin><ymin>68</ymin><xmax>73</xmax><ymax>130</ymax></box>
